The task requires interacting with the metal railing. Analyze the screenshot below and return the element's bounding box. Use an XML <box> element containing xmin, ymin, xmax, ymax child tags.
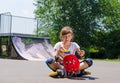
<box><xmin>0</xmin><ymin>13</ymin><xmax>39</xmax><ymax>36</ymax></box>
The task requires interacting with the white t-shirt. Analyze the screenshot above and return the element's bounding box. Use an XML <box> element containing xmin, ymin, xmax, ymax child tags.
<box><xmin>54</xmin><ymin>42</ymin><xmax>80</xmax><ymax>55</ymax></box>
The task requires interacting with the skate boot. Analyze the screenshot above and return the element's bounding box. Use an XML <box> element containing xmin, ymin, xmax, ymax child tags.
<box><xmin>49</xmin><ymin>69</ymin><xmax>66</xmax><ymax>78</ymax></box>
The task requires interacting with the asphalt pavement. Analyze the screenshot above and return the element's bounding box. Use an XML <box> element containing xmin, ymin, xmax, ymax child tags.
<box><xmin>0</xmin><ymin>59</ymin><xmax>120</xmax><ymax>83</ymax></box>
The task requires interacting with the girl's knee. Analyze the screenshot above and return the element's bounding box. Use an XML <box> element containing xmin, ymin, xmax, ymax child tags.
<box><xmin>45</xmin><ymin>58</ymin><xmax>57</xmax><ymax>71</ymax></box>
<box><xmin>85</xmin><ymin>58</ymin><xmax>93</xmax><ymax>67</ymax></box>
<box><xmin>45</xmin><ymin>58</ymin><xmax>55</xmax><ymax>65</ymax></box>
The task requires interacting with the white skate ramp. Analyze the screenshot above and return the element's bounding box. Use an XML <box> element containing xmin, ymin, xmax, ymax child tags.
<box><xmin>12</xmin><ymin>36</ymin><xmax>54</xmax><ymax>61</ymax></box>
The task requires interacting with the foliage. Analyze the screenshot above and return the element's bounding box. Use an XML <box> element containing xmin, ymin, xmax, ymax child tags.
<box><xmin>34</xmin><ymin>0</ymin><xmax>120</xmax><ymax>59</ymax></box>
<box><xmin>105</xmin><ymin>30</ymin><xmax>120</xmax><ymax>59</ymax></box>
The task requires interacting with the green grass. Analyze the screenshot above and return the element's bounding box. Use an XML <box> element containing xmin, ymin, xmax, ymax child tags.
<box><xmin>93</xmin><ymin>58</ymin><xmax>120</xmax><ymax>62</ymax></box>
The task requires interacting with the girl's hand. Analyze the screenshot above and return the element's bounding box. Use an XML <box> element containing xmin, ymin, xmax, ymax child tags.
<box><xmin>80</xmin><ymin>50</ymin><xmax>85</xmax><ymax>58</ymax></box>
<box><xmin>76</xmin><ymin>48</ymin><xmax>85</xmax><ymax>58</ymax></box>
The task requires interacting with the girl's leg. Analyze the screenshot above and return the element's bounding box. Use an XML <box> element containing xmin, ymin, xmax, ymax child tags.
<box><xmin>46</xmin><ymin>58</ymin><xmax>65</xmax><ymax>77</ymax></box>
<box><xmin>45</xmin><ymin>58</ymin><xmax>63</xmax><ymax>71</ymax></box>
<box><xmin>79</xmin><ymin>61</ymin><xmax>88</xmax><ymax>70</ymax></box>
<box><xmin>79</xmin><ymin>58</ymin><xmax>93</xmax><ymax>71</ymax></box>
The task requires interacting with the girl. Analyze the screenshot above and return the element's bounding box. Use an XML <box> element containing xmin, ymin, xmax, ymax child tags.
<box><xmin>46</xmin><ymin>26</ymin><xmax>93</xmax><ymax>77</ymax></box>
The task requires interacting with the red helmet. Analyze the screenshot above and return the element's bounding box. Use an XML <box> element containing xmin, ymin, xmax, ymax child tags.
<box><xmin>63</xmin><ymin>54</ymin><xmax>80</xmax><ymax>73</ymax></box>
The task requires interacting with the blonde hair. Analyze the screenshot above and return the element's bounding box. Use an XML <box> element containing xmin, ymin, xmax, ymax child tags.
<box><xmin>59</xmin><ymin>26</ymin><xmax>74</xmax><ymax>41</ymax></box>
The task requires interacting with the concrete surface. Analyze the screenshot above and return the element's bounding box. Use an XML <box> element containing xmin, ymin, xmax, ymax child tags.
<box><xmin>0</xmin><ymin>59</ymin><xmax>120</xmax><ymax>83</ymax></box>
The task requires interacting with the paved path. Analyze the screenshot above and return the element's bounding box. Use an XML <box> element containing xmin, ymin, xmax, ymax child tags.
<box><xmin>0</xmin><ymin>59</ymin><xmax>120</xmax><ymax>83</ymax></box>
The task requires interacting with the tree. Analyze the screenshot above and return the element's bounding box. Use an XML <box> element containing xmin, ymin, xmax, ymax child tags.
<box><xmin>34</xmin><ymin>0</ymin><xmax>120</xmax><ymax>58</ymax></box>
<box><xmin>105</xmin><ymin>30</ymin><xmax>120</xmax><ymax>59</ymax></box>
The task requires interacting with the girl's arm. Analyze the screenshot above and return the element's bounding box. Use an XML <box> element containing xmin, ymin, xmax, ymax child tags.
<box><xmin>76</xmin><ymin>48</ymin><xmax>85</xmax><ymax>58</ymax></box>
<box><xmin>54</xmin><ymin>49</ymin><xmax>65</xmax><ymax>58</ymax></box>
<box><xmin>54</xmin><ymin>49</ymin><xmax>64</xmax><ymax>62</ymax></box>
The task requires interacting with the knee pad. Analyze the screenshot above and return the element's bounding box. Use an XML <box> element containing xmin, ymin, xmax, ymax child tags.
<box><xmin>45</xmin><ymin>58</ymin><xmax>55</xmax><ymax>65</ymax></box>
<box><xmin>85</xmin><ymin>58</ymin><xmax>93</xmax><ymax>67</ymax></box>
<box><xmin>45</xmin><ymin>58</ymin><xmax>56</xmax><ymax>71</ymax></box>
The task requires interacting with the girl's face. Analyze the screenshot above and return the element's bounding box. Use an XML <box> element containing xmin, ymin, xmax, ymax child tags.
<box><xmin>61</xmin><ymin>33</ymin><xmax>72</xmax><ymax>42</ymax></box>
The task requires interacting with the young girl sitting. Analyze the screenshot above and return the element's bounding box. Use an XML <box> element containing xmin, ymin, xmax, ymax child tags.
<box><xmin>46</xmin><ymin>26</ymin><xmax>93</xmax><ymax>77</ymax></box>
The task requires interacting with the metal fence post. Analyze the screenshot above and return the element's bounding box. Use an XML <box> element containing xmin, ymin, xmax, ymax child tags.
<box><xmin>37</xmin><ymin>19</ymin><xmax>39</xmax><ymax>37</ymax></box>
<box><xmin>0</xmin><ymin>38</ymin><xmax>2</xmax><ymax>56</ymax></box>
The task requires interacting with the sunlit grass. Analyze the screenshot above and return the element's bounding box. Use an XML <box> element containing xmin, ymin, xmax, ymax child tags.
<box><xmin>93</xmin><ymin>58</ymin><xmax>120</xmax><ymax>62</ymax></box>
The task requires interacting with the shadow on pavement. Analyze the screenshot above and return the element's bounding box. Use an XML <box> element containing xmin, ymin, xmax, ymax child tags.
<box><xmin>68</xmin><ymin>75</ymin><xmax>99</xmax><ymax>80</ymax></box>
<box><xmin>49</xmin><ymin>75</ymin><xmax>99</xmax><ymax>80</ymax></box>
